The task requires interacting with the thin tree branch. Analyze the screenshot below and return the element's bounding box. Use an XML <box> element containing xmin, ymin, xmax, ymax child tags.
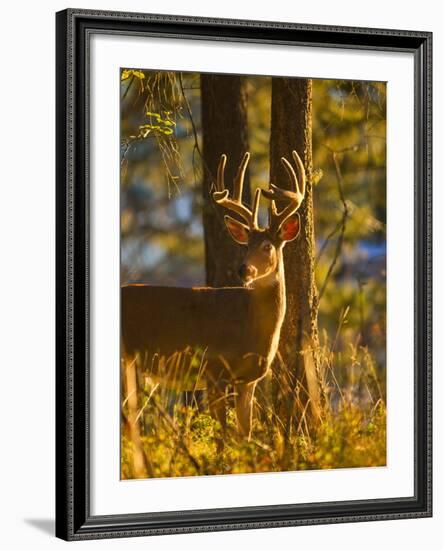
<box><xmin>318</xmin><ymin>151</ymin><xmax>349</xmax><ymax>301</ymax></box>
<box><xmin>178</xmin><ymin>73</ymin><xmax>213</xmax><ymax>184</ymax></box>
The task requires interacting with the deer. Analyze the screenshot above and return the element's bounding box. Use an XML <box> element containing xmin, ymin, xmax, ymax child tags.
<box><xmin>121</xmin><ymin>150</ymin><xmax>306</xmax><ymax>442</ymax></box>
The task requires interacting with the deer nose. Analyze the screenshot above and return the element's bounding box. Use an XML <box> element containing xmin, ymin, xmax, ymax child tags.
<box><xmin>238</xmin><ymin>264</ymin><xmax>256</xmax><ymax>281</ymax></box>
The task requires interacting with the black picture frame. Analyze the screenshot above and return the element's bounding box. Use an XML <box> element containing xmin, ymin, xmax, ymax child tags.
<box><xmin>55</xmin><ymin>8</ymin><xmax>432</xmax><ymax>541</ymax></box>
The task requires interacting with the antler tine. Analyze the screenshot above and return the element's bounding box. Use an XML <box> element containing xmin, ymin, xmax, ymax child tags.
<box><xmin>262</xmin><ymin>149</ymin><xmax>306</xmax><ymax>233</ymax></box>
<box><xmin>291</xmin><ymin>150</ymin><xmax>306</xmax><ymax>197</ymax></box>
<box><xmin>251</xmin><ymin>188</ymin><xmax>261</xmax><ymax>228</ymax></box>
<box><xmin>270</xmin><ymin>198</ymin><xmax>278</xmax><ymax>217</ymax></box>
<box><xmin>281</xmin><ymin>156</ymin><xmax>300</xmax><ymax>195</ymax></box>
<box><xmin>216</xmin><ymin>153</ymin><xmax>227</xmax><ymax>192</ymax></box>
<box><xmin>233</xmin><ymin>152</ymin><xmax>250</xmax><ymax>201</ymax></box>
<box><xmin>212</xmin><ymin>152</ymin><xmax>257</xmax><ymax>229</ymax></box>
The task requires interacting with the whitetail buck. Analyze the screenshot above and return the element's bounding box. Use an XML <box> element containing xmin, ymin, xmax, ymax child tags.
<box><xmin>121</xmin><ymin>150</ymin><xmax>306</xmax><ymax>440</ymax></box>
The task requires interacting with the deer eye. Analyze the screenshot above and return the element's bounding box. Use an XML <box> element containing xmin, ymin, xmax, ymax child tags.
<box><xmin>262</xmin><ymin>242</ymin><xmax>273</xmax><ymax>252</ymax></box>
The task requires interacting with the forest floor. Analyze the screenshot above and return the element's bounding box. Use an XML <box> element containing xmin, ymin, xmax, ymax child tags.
<box><xmin>121</xmin><ymin>342</ymin><xmax>386</xmax><ymax>479</ymax></box>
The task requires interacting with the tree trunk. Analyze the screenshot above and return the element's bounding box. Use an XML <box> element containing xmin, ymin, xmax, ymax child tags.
<box><xmin>269</xmin><ymin>77</ymin><xmax>322</xmax><ymax>423</ymax></box>
<box><xmin>200</xmin><ymin>74</ymin><xmax>250</xmax><ymax>287</ymax></box>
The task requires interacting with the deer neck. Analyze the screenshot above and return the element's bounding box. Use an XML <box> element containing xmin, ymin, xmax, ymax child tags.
<box><xmin>249</xmin><ymin>249</ymin><xmax>286</xmax><ymax>359</ymax></box>
<box><xmin>251</xmin><ymin>249</ymin><xmax>286</xmax><ymax>305</ymax></box>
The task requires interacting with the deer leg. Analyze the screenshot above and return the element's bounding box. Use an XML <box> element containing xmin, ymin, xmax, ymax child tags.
<box><xmin>235</xmin><ymin>381</ymin><xmax>257</xmax><ymax>441</ymax></box>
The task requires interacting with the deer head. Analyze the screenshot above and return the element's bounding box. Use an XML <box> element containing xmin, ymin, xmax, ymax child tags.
<box><xmin>212</xmin><ymin>150</ymin><xmax>306</xmax><ymax>286</ymax></box>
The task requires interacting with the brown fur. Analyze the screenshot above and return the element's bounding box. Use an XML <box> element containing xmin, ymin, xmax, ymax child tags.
<box><xmin>121</xmin><ymin>233</ymin><xmax>289</xmax><ymax>439</ymax></box>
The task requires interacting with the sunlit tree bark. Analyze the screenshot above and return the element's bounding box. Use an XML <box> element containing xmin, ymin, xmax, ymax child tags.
<box><xmin>269</xmin><ymin>77</ymin><xmax>322</xmax><ymax>423</ymax></box>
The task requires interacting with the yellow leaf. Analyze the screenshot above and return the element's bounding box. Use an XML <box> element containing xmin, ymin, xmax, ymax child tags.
<box><xmin>132</xmin><ymin>70</ymin><xmax>145</xmax><ymax>80</ymax></box>
<box><xmin>121</xmin><ymin>69</ymin><xmax>145</xmax><ymax>80</ymax></box>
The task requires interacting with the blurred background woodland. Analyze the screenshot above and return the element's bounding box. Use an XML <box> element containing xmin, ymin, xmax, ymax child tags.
<box><xmin>120</xmin><ymin>69</ymin><xmax>387</xmax><ymax>478</ymax></box>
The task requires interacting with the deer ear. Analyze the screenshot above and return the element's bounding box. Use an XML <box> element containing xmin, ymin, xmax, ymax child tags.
<box><xmin>278</xmin><ymin>214</ymin><xmax>300</xmax><ymax>242</ymax></box>
<box><xmin>224</xmin><ymin>215</ymin><xmax>249</xmax><ymax>245</ymax></box>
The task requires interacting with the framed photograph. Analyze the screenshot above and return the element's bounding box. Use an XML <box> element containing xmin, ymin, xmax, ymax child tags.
<box><xmin>55</xmin><ymin>9</ymin><xmax>432</xmax><ymax>541</ymax></box>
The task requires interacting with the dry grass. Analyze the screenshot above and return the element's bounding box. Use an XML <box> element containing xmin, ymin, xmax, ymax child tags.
<box><xmin>121</xmin><ymin>336</ymin><xmax>386</xmax><ymax>479</ymax></box>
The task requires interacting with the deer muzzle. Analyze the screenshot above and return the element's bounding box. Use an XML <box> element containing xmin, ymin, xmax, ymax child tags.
<box><xmin>238</xmin><ymin>263</ymin><xmax>257</xmax><ymax>284</ymax></box>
